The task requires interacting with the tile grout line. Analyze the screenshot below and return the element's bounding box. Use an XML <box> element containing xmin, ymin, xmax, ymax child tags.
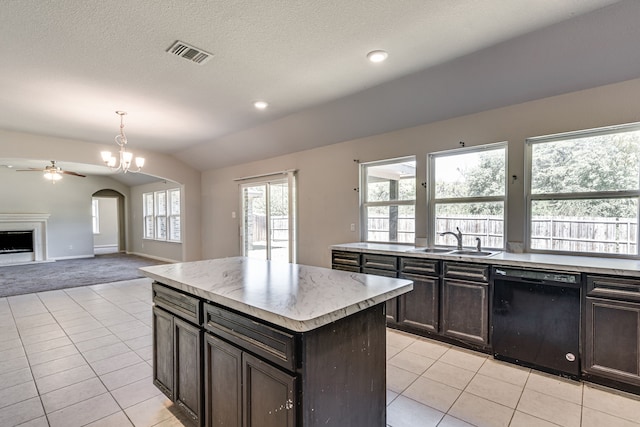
<box><xmin>29</xmin><ymin>284</ymin><xmax>147</xmax><ymax>426</ymax></box>
<box><xmin>507</xmin><ymin>370</ymin><xmax>529</xmax><ymax>427</ymax></box>
<box><xmin>7</xmin><ymin>294</ymin><xmax>51</xmax><ymax>427</ymax></box>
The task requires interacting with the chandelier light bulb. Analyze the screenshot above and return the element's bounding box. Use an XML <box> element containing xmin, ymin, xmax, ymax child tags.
<box><xmin>101</xmin><ymin>151</ymin><xmax>112</xmax><ymax>162</ymax></box>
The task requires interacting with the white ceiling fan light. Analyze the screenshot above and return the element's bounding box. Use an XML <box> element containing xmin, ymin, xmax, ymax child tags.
<box><xmin>15</xmin><ymin>160</ymin><xmax>86</xmax><ymax>184</ymax></box>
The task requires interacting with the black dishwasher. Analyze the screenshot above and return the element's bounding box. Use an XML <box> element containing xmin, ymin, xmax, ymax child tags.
<box><xmin>492</xmin><ymin>266</ymin><xmax>581</xmax><ymax>379</ymax></box>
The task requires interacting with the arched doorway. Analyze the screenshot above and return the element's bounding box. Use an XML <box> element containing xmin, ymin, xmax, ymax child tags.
<box><xmin>92</xmin><ymin>189</ymin><xmax>126</xmax><ymax>254</ymax></box>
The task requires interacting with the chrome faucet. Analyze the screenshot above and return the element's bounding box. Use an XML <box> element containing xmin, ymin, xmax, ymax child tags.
<box><xmin>475</xmin><ymin>237</ymin><xmax>482</xmax><ymax>252</ymax></box>
<box><xmin>440</xmin><ymin>227</ymin><xmax>463</xmax><ymax>250</ymax></box>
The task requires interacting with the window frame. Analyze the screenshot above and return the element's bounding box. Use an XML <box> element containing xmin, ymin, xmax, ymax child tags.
<box><xmin>525</xmin><ymin>123</ymin><xmax>640</xmax><ymax>257</ymax></box>
<box><xmin>239</xmin><ymin>171</ymin><xmax>297</xmax><ymax>263</ymax></box>
<box><xmin>91</xmin><ymin>198</ymin><xmax>100</xmax><ymax>234</ymax></box>
<box><xmin>154</xmin><ymin>190</ymin><xmax>168</xmax><ymax>241</ymax></box>
<box><xmin>427</xmin><ymin>142</ymin><xmax>508</xmax><ymax>249</ymax></box>
<box><xmin>167</xmin><ymin>188</ymin><xmax>181</xmax><ymax>243</ymax></box>
<box><xmin>360</xmin><ymin>156</ymin><xmax>416</xmax><ymax>244</ymax></box>
<box><xmin>143</xmin><ymin>192</ymin><xmax>154</xmax><ymax>240</ymax></box>
<box><xmin>143</xmin><ymin>188</ymin><xmax>182</xmax><ymax>243</ymax></box>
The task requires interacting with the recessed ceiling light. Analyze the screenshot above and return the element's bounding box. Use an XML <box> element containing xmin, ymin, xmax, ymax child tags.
<box><xmin>367</xmin><ymin>50</ymin><xmax>388</xmax><ymax>63</ymax></box>
<box><xmin>254</xmin><ymin>101</ymin><xmax>268</xmax><ymax>110</ymax></box>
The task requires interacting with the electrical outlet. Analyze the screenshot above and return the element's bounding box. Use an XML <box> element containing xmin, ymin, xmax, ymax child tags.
<box><xmin>350</xmin><ymin>223</ymin><xmax>356</xmax><ymax>232</ymax></box>
<box><xmin>232</xmin><ymin>211</ymin><xmax>236</xmax><ymax>219</ymax></box>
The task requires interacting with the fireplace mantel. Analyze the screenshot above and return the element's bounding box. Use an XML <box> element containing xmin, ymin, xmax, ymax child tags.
<box><xmin>0</xmin><ymin>213</ymin><xmax>50</xmax><ymax>265</ymax></box>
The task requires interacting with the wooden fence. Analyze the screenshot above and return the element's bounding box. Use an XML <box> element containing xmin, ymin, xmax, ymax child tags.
<box><xmin>250</xmin><ymin>214</ymin><xmax>289</xmax><ymax>243</ymax></box>
<box><xmin>367</xmin><ymin>215</ymin><xmax>638</xmax><ymax>253</ymax></box>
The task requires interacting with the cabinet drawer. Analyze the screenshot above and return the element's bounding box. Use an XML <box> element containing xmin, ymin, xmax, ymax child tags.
<box><xmin>153</xmin><ymin>282</ymin><xmax>202</xmax><ymax>325</ymax></box>
<box><xmin>332</xmin><ymin>264</ymin><xmax>360</xmax><ymax>273</ymax></box>
<box><xmin>587</xmin><ymin>275</ymin><xmax>640</xmax><ymax>302</ymax></box>
<box><xmin>443</xmin><ymin>262</ymin><xmax>489</xmax><ymax>283</ymax></box>
<box><xmin>203</xmin><ymin>303</ymin><xmax>296</xmax><ymax>372</ymax></box>
<box><xmin>331</xmin><ymin>250</ymin><xmax>361</xmax><ymax>267</ymax></box>
<box><xmin>362</xmin><ymin>253</ymin><xmax>397</xmax><ymax>271</ymax></box>
<box><xmin>400</xmin><ymin>257</ymin><xmax>439</xmax><ymax>276</ymax></box>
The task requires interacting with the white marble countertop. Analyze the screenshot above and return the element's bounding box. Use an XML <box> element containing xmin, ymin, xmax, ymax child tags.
<box><xmin>332</xmin><ymin>242</ymin><xmax>640</xmax><ymax>277</ymax></box>
<box><xmin>140</xmin><ymin>256</ymin><xmax>413</xmax><ymax>332</ymax></box>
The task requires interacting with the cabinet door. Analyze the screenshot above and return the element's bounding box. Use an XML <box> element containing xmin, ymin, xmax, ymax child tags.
<box><xmin>153</xmin><ymin>306</ymin><xmax>174</xmax><ymax>399</ymax></box>
<box><xmin>204</xmin><ymin>334</ymin><xmax>242</xmax><ymax>427</ymax></box>
<box><xmin>174</xmin><ymin>317</ymin><xmax>203</xmax><ymax>424</ymax></box>
<box><xmin>441</xmin><ymin>279</ymin><xmax>489</xmax><ymax>347</ymax></box>
<box><xmin>585</xmin><ymin>297</ymin><xmax>640</xmax><ymax>385</ymax></box>
<box><xmin>399</xmin><ymin>273</ymin><xmax>439</xmax><ymax>333</ymax></box>
<box><xmin>243</xmin><ymin>353</ymin><xmax>296</xmax><ymax>427</ymax></box>
<box><xmin>363</xmin><ymin>267</ymin><xmax>399</xmax><ymax>323</ymax></box>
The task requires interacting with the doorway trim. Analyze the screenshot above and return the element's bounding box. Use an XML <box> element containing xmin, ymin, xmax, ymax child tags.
<box><xmin>92</xmin><ymin>189</ymin><xmax>126</xmax><ymax>253</ymax></box>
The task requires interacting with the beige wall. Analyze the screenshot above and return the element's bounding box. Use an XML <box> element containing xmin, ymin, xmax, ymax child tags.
<box><xmin>202</xmin><ymin>77</ymin><xmax>640</xmax><ymax>268</ymax></box>
<box><xmin>0</xmin><ymin>130</ymin><xmax>202</xmax><ymax>261</ymax></box>
<box><xmin>0</xmin><ymin>167</ymin><xmax>130</xmax><ymax>259</ymax></box>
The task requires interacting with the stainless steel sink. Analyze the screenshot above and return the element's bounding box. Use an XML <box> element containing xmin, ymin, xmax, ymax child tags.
<box><xmin>407</xmin><ymin>248</ymin><xmax>498</xmax><ymax>256</ymax></box>
<box><xmin>409</xmin><ymin>248</ymin><xmax>452</xmax><ymax>254</ymax></box>
<box><xmin>448</xmin><ymin>250</ymin><xmax>496</xmax><ymax>256</ymax></box>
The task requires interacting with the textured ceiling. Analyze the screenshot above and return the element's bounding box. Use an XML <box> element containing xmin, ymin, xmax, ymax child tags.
<box><xmin>0</xmin><ymin>0</ymin><xmax>636</xmax><ymax>172</ymax></box>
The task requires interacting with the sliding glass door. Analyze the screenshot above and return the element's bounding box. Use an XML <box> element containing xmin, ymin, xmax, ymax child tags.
<box><xmin>241</xmin><ymin>173</ymin><xmax>296</xmax><ymax>262</ymax></box>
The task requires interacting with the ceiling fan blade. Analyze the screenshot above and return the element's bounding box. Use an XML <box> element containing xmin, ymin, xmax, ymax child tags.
<box><xmin>15</xmin><ymin>168</ymin><xmax>45</xmax><ymax>172</ymax></box>
<box><xmin>61</xmin><ymin>170</ymin><xmax>86</xmax><ymax>177</ymax></box>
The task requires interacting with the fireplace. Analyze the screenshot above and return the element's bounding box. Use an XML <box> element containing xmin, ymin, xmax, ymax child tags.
<box><xmin>0</xmin><ymin>230</ymin><xmax>34</xmax><ymax>254</ymax></box>
<box><xmin>0</xmin><ymin>214</ymin><xmax>50</xmax><ymax>265</ymax></box>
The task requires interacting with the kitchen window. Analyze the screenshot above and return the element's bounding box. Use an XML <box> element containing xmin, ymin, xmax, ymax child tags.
<box><xmin>143</xmin><ymin>188</ymin><xmax>182</xmax><ymax>242</ymax></box>
<box><xmin>527</xmin><ymin>123</ymin><xmax>640</xmax><ymax>256</ymax></box>
<box><xmin>428</xmin><ymin>143</ymin><xmax>506</xmax><ymax>249</ymax></box>
<box><xmin>361</xmin><ymin>157</ymin><xmax>416</xmax><ymax>243</ymax></box>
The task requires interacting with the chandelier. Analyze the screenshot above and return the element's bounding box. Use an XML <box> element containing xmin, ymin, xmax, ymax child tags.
<box><xmin>101</xmin><ymin>111</ymin><xmax>145</xmax><ymax>173</ymax></box>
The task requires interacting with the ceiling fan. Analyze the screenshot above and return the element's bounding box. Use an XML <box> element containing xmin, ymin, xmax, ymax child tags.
<box><xmin>16</xmin><ymin>160</ymin><xmax>86</xmax><ymax>182</ymax></box>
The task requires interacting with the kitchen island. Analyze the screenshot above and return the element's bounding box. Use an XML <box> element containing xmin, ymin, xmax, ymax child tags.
<box><xmin>140</xmin><ymin>257</ymin><xmax>413</xmax><ymax>427</ymax></box>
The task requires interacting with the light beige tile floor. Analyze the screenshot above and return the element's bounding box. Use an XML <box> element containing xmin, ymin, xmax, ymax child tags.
<box><xmin>1</xmin><ymin>278</ymin><xmax>640</xmax><ymax>426</ymax></box>
<box><xmin>386</xmin><ymin>329</ymin><xmax>640</xmax><ymax>427</ymax></box>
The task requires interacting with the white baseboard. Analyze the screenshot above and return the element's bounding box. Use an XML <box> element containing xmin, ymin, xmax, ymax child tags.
<box><xmin>126</xmin><ymin>251</ymin><xmax>178</xmax><ymax>263</ymax></box>
<box><xmin>52</xmin><ymin>254</ymin><xmax>95</xmax><ymax>261</ymax></box>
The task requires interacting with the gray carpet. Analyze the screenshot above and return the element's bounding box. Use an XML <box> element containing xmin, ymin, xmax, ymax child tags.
<box><xmin>0</xmin><ymin>253</ymin><xmax>167</xmax><ymax>297</ymax></box>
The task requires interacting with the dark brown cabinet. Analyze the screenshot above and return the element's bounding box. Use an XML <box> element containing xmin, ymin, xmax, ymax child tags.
<box><xmin>362</xmin><ymin>253</ymin><xmax>399</xmax><ymax>323</ymax></box>
<box><xmin>202</xmin><ymin>300</ymin><xmax>386</xmax><ymax>426</ymax></box>
<box><xmin>152</xmin><ymin>284</ymin><xmax>203</xmax><ymax>425</ymax></box>
<box><xmin>204</xmin><ymin>334</ymin><xmax>296</xmax><ymax>427</ymax></box>
<box><xmin>331</xmin><ymin>251</ymin><xmax>360</xmax><ymax>272</ymax></box>
<box><xmin>244</xmin><ymin>353</ymin><xmax>296</xmax><ymax>427</ymax></box>
<box><xmin>152</xmin><ymin>306</ymin><xmax>203</xmax><ymax>424</ymax></box>
<box><xmin>204</xmin><ymin>334</ymin><xmax>242</xmax><ymax>427</ymax></box>
<box><xmin>152</xmin><ymin>306</ymin><xmax>174</xmax><ymax>398</ymax></box>
<box><xmin>330</xmin><ymin>250</ymin><xmax>493</xmax><ymax>350</ymax></box>
<box><xmin>585</xmin><ymin>275</ymin><xmax>640</xmax><ymax>388</ymax></box>
<box><xmin>398</xmin><ymin>257</ymin><xmax>439</xmax><ymax>334</ymax></box>
<box><xmin>203</xmin><ymin>303</ymin><xmax>297</xmax><ymax>426</ymax></box>
<box><xmin>153</xmin><ymin>272</ymin><xmax>390</xmax><ymax>427</ymax></box>
<box><xmin>441</xmin><ymin>262</ymin><xmax>490</xmax><ymax>347</ymax></box>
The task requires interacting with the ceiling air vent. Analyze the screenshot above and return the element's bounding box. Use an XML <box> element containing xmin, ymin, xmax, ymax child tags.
<box><xmin>167</xmin><ymin>40</ymin><xmax>213</xmax><ymax>65</ymax></box>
